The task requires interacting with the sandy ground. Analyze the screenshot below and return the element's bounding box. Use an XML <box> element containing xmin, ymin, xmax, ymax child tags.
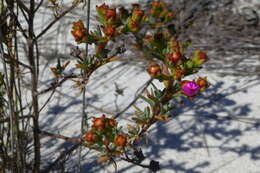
<box><xmin>9</xmin><ymin>0</ymin><xmax>260</xmax><ymax>172</ymax></box>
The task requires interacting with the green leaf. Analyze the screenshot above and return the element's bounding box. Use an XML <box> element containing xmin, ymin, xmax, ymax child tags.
<box><xmin>144</xmin><ymin>106</ymin><xmax>151</xmax><ymax>119</ymax></box>
<box><xmin>133</xmin><ymin>105</ymin><xmax>143</xmax><ymax>113</ymax></box>
<box><xmin>140</xmin><ymin>95</ymin><xmax>155</xmax><ymax>107</ymax></box>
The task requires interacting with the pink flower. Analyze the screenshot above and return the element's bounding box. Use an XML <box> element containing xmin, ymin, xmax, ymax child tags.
<box><xmin>181</xmin><ymin>81</ymin><xmax>200</xmax><ymax>97</ymax></box>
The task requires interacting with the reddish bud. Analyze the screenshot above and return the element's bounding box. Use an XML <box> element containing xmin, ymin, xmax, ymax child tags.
<box><xmin>198</xmin><ymin>50</ymin><xmax>208</xmax><ymax>63</ymax></box>
<box><xmin>92</xmin><ymin>115</ymin><xmax>106</xmax><ymax>131</ymax></box>
<box><xmin>108</xmin><ymin>118</ymin><xmax>117</xmax><ymax>127</ymax></box>
<box><xmin>72</xmin><ymin>29</ymin><xmax>86</xmax><ymax>41</ymax></box>
<box><xmin>96</xmin><ymin>3</ymin><xmax>109</xmax><ymax>13</ymax></box>
<box><xmin>192</xmin><ymin>50</ymin><xmax>209</xmax><ymax>66</ymax></box>
<box><xmin>150</xmin><ymin>1</ymin><xmax>166</xmax><ymax>17</ymax></box>
<box><xmin>71</xmin><ymin>20</ymin><xmax>87</xmax><ymax>42</ymax></box>
<box><xmin>196</xmin><ymin>77</ymin><xmax>209</xmax><ymax>89</ymax></box>
<box><xmin>152</xmin><ymin>1</ymin><xmax>166</xmax><ymax>9</ymax></box>
<box><xmin>114</xmin><ymin>135</ymin><xmax>127</xmax><ymax>147</ymax></box>
<box><xmin>132</xmin><ymin>9</ymin><xmax>144</xmax><ymax>22</ymax></box>
<box><xmin>128</xmin><ymin>20</ymin><xmax>140</xmax><ymax>32</ymax></box>
<box><xmin>168</xmin><ymin>52</ymin><xmax>182</xmax><ymax>64</ymax></box>
<box><xmin>147</xmin><ymin>63</ymin><xmax>161</xmax><ymax>77</ymax></box>
<box><xmin>103</xmin><ymin>25</ymin><xmax>116</xmax><ymax>37</ymax></box>
<box><xmin>165</xmin><ymin>11</ymin><xmax>175</xmax><ymax>22</ymax></box>
<box><xmin>105</xmin><ymin>9</ymin><xmax>116</xmax><ymax>19</ymax></box>
<box><xmin>85</xmin><ymin>131</ymin><xmax>97</xmax><ymax>143</ymax></box>
<box><xmin>167</xmin><ymin>12</ymin><xmax>174</xmax><ymax>18</ymax></box>
<box><xmin>174</xmin><ymin>68</ymin><xmax>185</xmax><ymax>80</ymax></box>
<box><xmin>72</xmin><ymin>20</ymin><xmax>85</xmax><ymax>29</ymax></box>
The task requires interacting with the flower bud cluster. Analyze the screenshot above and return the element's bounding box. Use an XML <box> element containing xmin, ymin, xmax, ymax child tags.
<box><xmin>144</xmin><ymin>29</ymin><xmax>209</xmax><ymax>98</ymax></box>
<box><xmin>84</xmin><ymin>115</ymin><xmax>127</xmax><ymax>151</ymax></box>
<box><xmin>149</xmin><ymin>1</ymin><xmax>175</xmax><ymax>25</ymax></box>
<box><xmin>71</xmin><ymin>20</ymin><xmax>87</xmax><ymax>43</ymax></box>
<box><xmin>181</xmin><ymin>77</ymin><xmax>209</xmax><ymax>97</ymax></box>
<box><xmin>69</xmin><ymin>1</ymin><xmax>211</xmax><ymax>167</ymax></box>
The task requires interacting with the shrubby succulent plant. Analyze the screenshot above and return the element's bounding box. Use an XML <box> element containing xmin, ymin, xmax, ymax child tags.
<box><xmin>68</xmin><ymin>1</ymin><xmax>210</xmax><ymax>171</ymax></box>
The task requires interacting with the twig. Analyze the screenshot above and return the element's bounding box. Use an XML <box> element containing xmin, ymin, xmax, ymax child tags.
<box><xmin>39</xmin><ymin>130</ymin><xmax>81</xmax><ymax>144</ymax></box>
<box><xmin>34</xmin><ymin>0</ymin><xmax>44</xmax><ymax>13</ymax></box>
<box><xmin>38</xmin><ymin>87</ymin><xmax>56</xmax><ymax>113</ymax></box>
<box><xmin>38</xmin><ymin>74</ymin><xmax>78</xmax><ymax>95</ymax></box>
<box><xmin>78</xmin><ymin>0</ymin><xmax>92</xmax><ymax>170</ymax></box>
<box><xmin>36</xmin><ymin>2</ymin><xmax>80</xmax><ymax>39</ymax></box>
<box><xmin>0</xmin><ymin>115</ymin><xmax>33</xmax><ymax>124</ymax></box>
<box><xmin>120</xmin><ymin>157</ymin><xmax>150</xmax><ymax>169</ymax></box>
<box><xmin>4</xmin><ymin>55</ymin><xmax>32</xmax><ymax>70</ymax></box>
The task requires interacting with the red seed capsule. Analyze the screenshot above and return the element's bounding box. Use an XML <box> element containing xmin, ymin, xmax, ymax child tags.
<box><xmin>92</xmin><ymin>115</ymin><xmax>106</xmax><ymax>131</ymax></box>
<box><xmin>168</xmin><ymin>52</ymin><xmax>182</xmax><ymax>64</ymax></box>
<box><xmin>198</xmin><ymin>50</ymin><xmax>208</xmax><ymax>63</ymax></box>
<box><xmin>147</xmin><ymin>63</ymin><xmax>161</xmax><ymax>77</ymax></box>
<box><xmin>197</xmin><ymin>77</ymin><xmax>209</xmax><ymax>89</ymax></box>
<box><xmin>114</xmin><ymin>135</ymin><xmax>127</xmax><ymax>147</ymax></box>
<box><xmin>106</xmin><ymin>9</ymin><xmax>116</xmax><ymax>19</ymax></box>
<box><xmin>85</xmin><ymin>131</ymin><xmax>97</xmax><ymax>143</ymax></box>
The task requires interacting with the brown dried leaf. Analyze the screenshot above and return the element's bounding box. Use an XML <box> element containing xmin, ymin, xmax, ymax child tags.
<box><xmin>97</xmin><ymin>155</ymin><xmax>111</xmax><ymax>164</ymax></box>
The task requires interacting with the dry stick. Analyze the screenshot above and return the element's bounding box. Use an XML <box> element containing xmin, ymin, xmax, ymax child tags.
<box><xmin>3</xmin><ymin>56</ymin><xmax>32</xmax><ymax>70</ymax></box>
<box><xmin>27</xmin><ymin>0</ymin><xmax>41</xmax><ymax>172</ymax></box>
<box><xmin>5</xmin><ymin>7</ymin><xmax>28</xmax><ymax>39</ymax></box>
<box><xmin>34</xmin><ymin>0</ymin><xmax>44</xmax><ymax>13</ymax></box>
<box><xmin>16</xmin><ymin>0</ymin><xmax>30</xmax><ymax>13</ymax></box>
<box><xmin>39</xmin><ymin>130</ymin><xmax>153</xmax><ymax>171</ymax></box>
<box><xmin>2</xmin><ymin>2</ymin><xmax>25</xmax><ymax>170</ymax></box>
<box><xmin>13</xmin><ymin>16</ymin><xmax>26</xmax><ymax>132</ymax></box>
<box><xmin>38</xmin><ymin>56</ymin><xmax>118</xmax><ymax>95</ymax></box>
<box><xmin>120</xmin><ymin>157</ymin><xmax>150</xmax><ymax>169</ymax></box>
<box><xmin>35</xmin><ymin>39</ymin><xmax>40</xmax><ymax>83</ymax></box>
<box><xmin>19</xmin><ymin>2</ymin><xmax>30</xmax><ymax>24</ymax></box>
<box><xmin>13</xmin><ymin>18</ymin><xmax>27</xmax><ymax>171</ymax></box>
<box><xmin>38</xmin><ymin>74</ymin><xmax>78</xmax><ymax>95</ymax></box>
<box><xmin>0</xmin><ymin>30</ymin><xmax>16</xmax><ymax>172</ymax></box>
<box><xmin>39</xmin><ymin>130</ymin><xmax>82</xmax><ymax>144</ymax></box>
<box><xmin>78</xmin><ymin>0</ymin><xmax>92</xmax><ymax>170</ymax></box>
<box><xmin>13</xmin><ymin>5</ymin><xmax>29</xmax><ymax>170</ymax></box>
<box><xmin>0</xmin><ymin>115</ymin><xmax>33</xmax><ymax>124</ymax></box>
<box><xmin>38</xmin><ymin>87</ymin><xmax>56</xmax><ymax>113</ymax></box>
<box><xmin>39</xmin><ymin>62</ymin><xmax>117</xmax><ymax>170</ymax></box>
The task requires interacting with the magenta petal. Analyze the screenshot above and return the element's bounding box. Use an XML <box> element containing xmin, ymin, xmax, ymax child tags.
<box><xmin>182</xmin><ymin>81</ymin><xmax>200</xmax><ymax>97</ymax></box>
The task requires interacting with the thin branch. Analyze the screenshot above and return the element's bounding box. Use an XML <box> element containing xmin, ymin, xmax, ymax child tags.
<box><xmin>0</xmin><ymin>115</ymin><xmax>33</xmax><ymax>124</ymax></box>
<box><xmin>38</xmin><ymin>74</ymin><xmax>78</xmax><ymax>95</ymax></box>
<box><xmin>36</xmin><ymin>2</ymin><xmax>80</xmax><ymax>39</ymax></box>
<box><xmin>78</xmin><ymin>0</ymin><xmax>92</xmax><ymax>170</ymax></box>
<box><xmin>34</xmin><ymin>0</ymin><xmax>44</xmax><ymax>13</ymax></box>
<box><xmin>38</xmin><ymin>87</ymin><xmax>56</xmax><ymax>113</ymax></box>
<box><xmin>16</xmin><ymin>0</ymin><xmax>30</xmax><ymax>13</ymax></box>
<box><xmin>120</xmin><ymin>157</ymin><xmax>150</xmax><ymax>169</ymax></box>
<box><xmin>39</xmin><ymin>130</ymin><xmax>81</xmax><ymax>144</ymax></box>
<box><xmin>5</xmin><ymin>6</ymin><xmax>28</xmax><ymax>39</ymax></box>
<box><xmin>4</xmin><ymin>55</ymin><xmax>32</xmax><ymax>70</ymax></box>
<box><xmin>18</xmin><ymin>3</ymin><xmax>30</xmax><ymax>24</ymax></box>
